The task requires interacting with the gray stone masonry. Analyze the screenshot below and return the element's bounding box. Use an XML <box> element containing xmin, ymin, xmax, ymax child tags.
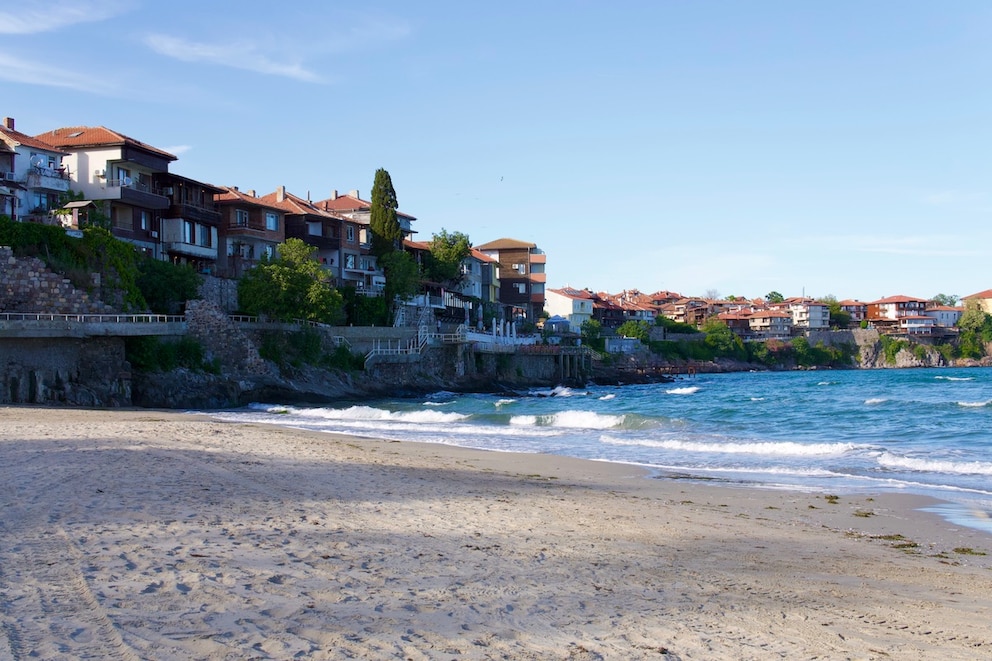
<box><xmin>0</xmin><ymin>246</ymin><xmax>115</xmax><ymax>314</ymax></box>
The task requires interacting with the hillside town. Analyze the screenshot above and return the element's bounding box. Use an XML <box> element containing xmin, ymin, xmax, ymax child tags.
<box><xmin>2</xmin><ymin>116</ymin><xmax>991</xmax><ymax>342</ymax></box>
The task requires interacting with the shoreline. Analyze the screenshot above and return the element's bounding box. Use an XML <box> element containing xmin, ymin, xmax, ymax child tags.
<box><xmin>2</xmin><ymin>406</ymin><xmax>991</xmax><ymax>659</ymax></box>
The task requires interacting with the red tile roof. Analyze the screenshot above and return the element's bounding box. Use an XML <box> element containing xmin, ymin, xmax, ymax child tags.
<box><xmin>475</xmin><ymin>237</ymin><xmax>537</xmax><ymax>250</ymax></box>
<box><xmin>315</xmin><ymin>193</ymin><xmax>416</xmax><ymax>220</ymax></box>
<box><xmin>215</xmin><ymin>186</ymin><xmax>287</xmax><ymax>211</ymax></box>
<box><xmin>963</xmin><ymin>289</ymin><xmax>992</xmax><ymax>300</ymax></box>
<box><xmin>34</xmin><ymin>126</ymin><xmax>177</xmax><ymax>161</ymax></box>
<box><xmin>257</xmin><ymin>188</ymin><xmax>347</xmax><ymax>219</ymax></box>
<box><xmin>0</xmin><ymin>125</ymin><xmax>68</xmax><ymax>154</ymax></box>
<box><xmin>870</xmin><ymin>295</ymin><xmax>928</xmax><ymax>304</ymax></box>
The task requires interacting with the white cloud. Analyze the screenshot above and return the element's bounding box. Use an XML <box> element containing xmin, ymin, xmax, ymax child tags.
<box><xmin>0</xmin><ymin>51</ymin><xmax>117</xmax><ymax>94</ymax></box>
<box><xmin>846</xmin><ymin>234</ymin><xmax>984</xmax><ymax>258</ymax></box>
<box><xmin>163</xmin><ymin>145</ymin><xmax>192</xmax><ymax>156</ymax></box>
<box><xmin>0</xmin><ymin>0</ymin><xmax>131</xmax><ymax>34</ymax></box>
<box><xmin>144</xmin><ymin>34</ymin><xmax>323</xmax><ymax>83</ymax></box>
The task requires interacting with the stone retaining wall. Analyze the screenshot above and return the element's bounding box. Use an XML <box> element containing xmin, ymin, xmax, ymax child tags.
<box><xmin>0</xmin><ymin>246</ymin><xmax>114</xmax><ymax>314</ymax></box>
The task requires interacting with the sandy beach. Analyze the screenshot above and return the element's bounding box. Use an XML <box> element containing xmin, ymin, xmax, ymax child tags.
<box><xmin>1</xmin><ymin>407</ymin><xmax>990</xmax><ymax>660</ymax></box>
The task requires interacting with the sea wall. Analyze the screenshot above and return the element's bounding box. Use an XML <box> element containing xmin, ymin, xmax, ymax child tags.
<box><xmin>0</xmin><ymin>337</ymin><xmax>130</xmax><ymax>406</ymax></box>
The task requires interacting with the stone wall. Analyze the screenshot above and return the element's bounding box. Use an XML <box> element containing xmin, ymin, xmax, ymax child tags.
<box><xmin>198</xmin><ymin>275</ymin><xmax>240</xmax><ymax>313</ymax></box>
<box><xmin>185</xmin><ymin>300</ymin><xmax>272</xmax><ymax>376</ymax></box>
<box><xmin>0</xmin><ymin>246</ymin><xmax>115</xmax><ymax>314</ymax></box>
<box><xmin>0</xmin><ymin>337</ymin><xmax>130</xmax><ymax>406</ymax></box>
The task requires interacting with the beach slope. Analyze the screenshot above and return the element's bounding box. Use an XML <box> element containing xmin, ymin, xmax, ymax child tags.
<box><xmin>1</xmin><ymin>407</ymin><xmax>990</xmax><ymax>660</ymax></box>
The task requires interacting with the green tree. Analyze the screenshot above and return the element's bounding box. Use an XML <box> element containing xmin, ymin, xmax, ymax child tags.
<box><xmin>957</xmin><ymin>302</ymin><xmax>992</xmax><ymax>358</ymax></box>
<box><xmin>423</xmin><ymin>229</ymin><xmax>472</xmax><ymax>287</ymax></box>
<box><xmin>580</xmin><ymin>318</ymin><xmax>605</xmax><ymax>352</ymax></box>
<box><xmin>702</xmin><ymin>318</ymin><xmax>744</xmax><ymax>358</ymax></box>
<box><xmin>820</xmin><ymin>295</ymin><xmax>851</xmax><ymax>329</ymax></box>
<box><xmin>237</xmin><ymin>238</ymin><xmax>344</xmax><ymax>324</ymax></box>
<box><xmin>617</xmin><ymin>320</ymin><xmax>650</xmax><ymax>343</ymax></box>
<box><xmin>932</xmin><ymin>293</ymin><xmax>959</xmax><ymax>307</ymax></box>
<box><xmin>765</xmin><ymin>291</ymin><xmax>784</xmax><ymax>304</ymax></box>
<box><xmin>369</xmin><ymin>168</ymin><xmax>402</xmax><ymax>258</ymax></box>
<box><xmin>380</xmin><ymin>250</ymin><xmax>421</xmax><ymax>312</ymax></box>
<box><xmin>137</xmin><ymin>258</ymin><xmax>202</xmax><ymax>314</ymax></box>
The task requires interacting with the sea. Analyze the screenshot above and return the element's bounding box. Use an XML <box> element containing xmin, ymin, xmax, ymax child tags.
<box><xmin>204</xmin><ymin>367</ymin><xmax>992</xmax><ymax>535</ymax></box>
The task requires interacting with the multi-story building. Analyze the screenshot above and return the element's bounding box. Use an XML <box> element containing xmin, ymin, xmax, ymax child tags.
<box><xmin>545</xmin><ymin>287</ymin><xmax>595</xmax><ymax>333</ymax></box>
<box><xmin>475</xmin><ymin>238</ymin><xmax>546</xmax><ymax>323</ymax></box>
<box><xmin>779</xmin><ymin>297</ymin><xmax>830</xmax><ymax>330</ymax></box>
<box><xmin>213</xmin><ymin>187</ymin><xmax>287</xmax><ymax>278</ymax></box>
<box><xmin>154</xmin><ymin>173</ymin><xmax>225</xmax><ymax>273</ymax></box>
<box><xmin>867</xmin><ymin>295</ymin><xmax>929</xmax><ymax>321</ymax></box>
<box><xmin>315</xmin><ymin>189</ymin><xmax>417</xmax><ymax>243</ymax></box>
<box><xmin>0</xmin><ymin>117</ymin><xmax>70</xmax><ymax>223</ymax></box>
<box><xmin>258</xmin><ymin>186</ymin><xmax>382</xmax><ymax>291</ymax></box>
<box><xmin>838</xmin><ymin>300</ymin><xmax>867</xmax><ymax>326</ymax></box>
<box><xmin>748</xmin><ymin>310</ymin><xmax>793</xmax><ymax>338</ymax></box>
<box><xmin>35</xmin><ymin>125</ymin><xmax>177</xmax><ymax>258</ymax></box>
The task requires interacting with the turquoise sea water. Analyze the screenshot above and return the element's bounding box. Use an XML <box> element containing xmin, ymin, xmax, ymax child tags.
<box><xmin>205</xmin><ymin>367</ymin><xmax>992</xmax><ymax>533</ymax></box>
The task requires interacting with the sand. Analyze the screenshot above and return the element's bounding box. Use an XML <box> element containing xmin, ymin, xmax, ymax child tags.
<box><xmin>0</xmin><ymin>407</ymin><xmax>990</xmax><ymax>660</ymax></box>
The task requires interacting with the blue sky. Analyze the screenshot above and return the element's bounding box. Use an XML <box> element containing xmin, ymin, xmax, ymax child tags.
<box><xmin>3</xmin><ymin>1</ymin><xmax>991</xmax><ymax>303</ymax></box>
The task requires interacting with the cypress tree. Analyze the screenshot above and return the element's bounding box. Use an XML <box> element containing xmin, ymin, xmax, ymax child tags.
<box><xmin>369</xmin><ymin>168</ymin><xmax>402</xmax><ymax>258</ymax></box>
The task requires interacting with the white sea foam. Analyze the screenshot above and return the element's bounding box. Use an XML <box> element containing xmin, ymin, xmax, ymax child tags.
<box><xmin>510</xmin><ymin>410</ymin><xmax>624</xmax><ymax>429</ymax></box>
<box><xmin>601</xmin><ymin>435</ymin><xmax>858</xmax><ymax>456</ymax></box>
<box><xmin>422</xmin><ymin>401</ymin><xmax>451</xmax><ymax>407</ymax></box>
<box><xmin>294</xmin><ymin>405</ymin><xmax>468</xmax><ymax>424</ymax></box>
<box><xmin>599</xmin><ymin>394</ymin><xmax>617</xmax><ymax>401</ymax></box>
<box><xmin>864</xmin><ymin>398</ymin><xmax>887</xmax><ymax>405</ymax></box>
<box><xmin>878</xmin><ymin>452</ymin><xmax>992</xmax><ymax>476</ymax></box>
<box><xmin>936</xmin><ymin>376</ymin><xmax>975</xmax><ymax>381</ymax></box>
<box><xmin>666</xmin><ymin>386</ymin><xmax>700</xmax><ymax>395</ymax></box>
<box><xmin>957</xmin><ymin>400</ymin><xmax>992</xmax><ymax>408</ymax></box>
<box><xmin>750</xmin><ymin>397</ymin><xmax>765</xmax><ymax>401</ymax></box>
<box><xmin>494</xmin><ymin>398</ymin><xmax>517</xmax><ymax>407</ymax></box>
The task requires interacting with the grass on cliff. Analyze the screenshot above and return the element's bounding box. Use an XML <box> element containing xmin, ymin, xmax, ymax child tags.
<box><xmin>258</xmin><ymin>329</ymin><xmax>365</xmax><ymax>372</ymax></box>
<box><xmin>126</xmin><ymin>337</ymin><xmax>220</xmax><ymax>374</ymax></box>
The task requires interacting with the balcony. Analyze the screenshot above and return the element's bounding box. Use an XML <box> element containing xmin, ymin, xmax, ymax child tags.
<box><xmin>166</xmin><ymin>241</ymin><xmax>218</xmax><ymax>260</ymax></box>
<box><xmin>25</xmin><ymin>166</ymin><xmax>70</xmax><ymax>193</ymax></box>
<box><xmin>101</xmin><ymin>178</ymin><xmax>170</xmax><ymax>210</ymax></box>
<box><xmin>168</xmin><ymin>201</ymin><xmax>221</xmax><ymax>225</ymax></box>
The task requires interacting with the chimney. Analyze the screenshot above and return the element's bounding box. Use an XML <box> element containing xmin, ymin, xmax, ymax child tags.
<box><xmin>349</xmin><ymin>189</ymin><xmax>359</xmax><ymax>198</ymax></box>
<box><xmin>246</xmin><ymin>189</ymin><xmax>255</xmax><ymax>197</ymax></box>
<box><xmin>276</xmin><ymin>185</ymin><xmax>286</xmax><ymax>203</ymax></box>
<box><xmin>330</xmin><ymin>189</ymin><xmax>338</xmax><ymax>200</ymax></box>
<box><xmin>232</xmin><ymin>186</ymin><xmax>239</xmax><ymax>191</ymax></box>
<box><xmin>2</xmin><ymin>117</ymin><xmax>13</xmax><ymax>130</ymax></box>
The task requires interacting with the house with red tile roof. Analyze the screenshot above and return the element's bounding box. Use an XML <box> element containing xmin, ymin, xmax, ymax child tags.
<box><xmin>34</xmin><ymin>125</ymin><xmax>178</xmax><ymax>258</ymax></box>
<box><xmin>0</xmin><ymin>117</ymin><xmax>70</xmax><ymax>223</ymax></box>
<box><xmin>314</xmin><ymin>189</ymin><xmax>417</xmax><ymax>240</ymax></box>
<box><xmin>748</xmin><ymin>309</ymin><xmax>793</xmax><ymax>339</ymax></box>
<box><xmin>475</xmin><ymin>238</ymin><xmax>546</xmax><ymax>323</ymax></box>
<box><xmin>962</xmin><ymin>289</ymin><xmax>992</xmax><ymax>315</ymax></box>
<box><xmin>213</xmin><ymin>187</ymin><xmax>287</xmax><ymax>278</ymax></box>
<box><xmin>545</xmin><ymin>287</ymin><xmax>595</xmax><ymax>333</ymax></box>
<box><xmin>838</xmin><ymin>299</ymin><xmax>868</xmax><ymax>325</ymax></box>
<box><xmin>867</xmin><ymin>295</ymin><xmax>930</xmax><ymax>321</ymax></box>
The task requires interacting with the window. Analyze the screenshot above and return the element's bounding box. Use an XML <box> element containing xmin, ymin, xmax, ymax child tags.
<box><xmin>235</xmin><ymin>209</ymin><xmax>249</xmax><ymax>226</ymax></box>
<box><xmin>265</xmin><ymin>212</ymin><xmax>278</xmax><ymax>231</ymax></box>
<box><xmin>139</xmin><ymin>210</ymin><xmax>149</xmax><ymax>231</ymax></box>
<box><xmin>516</xmin><ymin>283</ymin><xmax>527</xmax><ymax>294</ymax></box>
<box><xmin>263</xmin><ymin>245</ymin><xmax>274</xmax><ymax>258</ymax></box>
<box><xmin>183</xmin><ymin>220</ymin><xmax>194</xmax><ymax>244</ymax></box>
<box><xmin>347</xmin><ymin>225</ymin><xmax>355</xmax><ymax>242</ymax></box>
<box><xmin>117</xmin><ymin>167</ymin><xmax>131</xmax><ymax>185</ymax></box>
<box><xmin>345</xmin><ymin>254</ymin><xmax>356</xmax><ymax>269</ymax></box>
